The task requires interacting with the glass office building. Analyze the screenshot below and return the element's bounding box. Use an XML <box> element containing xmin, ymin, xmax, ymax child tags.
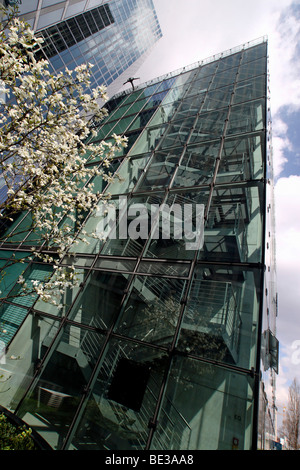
<box><xmin>0</xmin><ymin>38</ymin><xmax>278</xmax><ymax>450</ymax></box>
<box><xmin>12</xmin><ymin>0</ymin><xmax>162</xmax><ymax>98</ymax></box>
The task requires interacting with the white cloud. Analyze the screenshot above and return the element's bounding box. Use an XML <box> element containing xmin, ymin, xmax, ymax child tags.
<box><xmin>272</xmin><ymin>135</ymin><xmax>290</xmax><ymax>178</ymax></box>
<box><xmin>268</xmin><ymin>6</ymin><xmax>300</xmax><ymax>115</ymax></box>
<box><xmin>275</xmin><ymin>175</ymin><xmax>300</xmax><ymax>396</ymax></box>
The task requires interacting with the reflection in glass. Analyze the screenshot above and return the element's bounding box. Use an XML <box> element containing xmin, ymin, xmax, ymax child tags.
<box><xmin>135</xmin><ymin>150</ymin><xmax>181</xmax><ymax>191</ymax></box>
<box><xmin>68</xmin><ymin>339</ymin><xmax>168</xmax><ymax>450</ymax></box>
<box><xmin>108</xmin><ymin>154</ymin><xmax>151</xmax><ymax>195</ymax></box>
<box><xmin>129</xmin><ymin>124</ymin><xmax>168</xmax><ymax>155</ymax></box>
<box><xmin>151</xmin><ymin>356</ymin><xmax>254</xmax><ymax>450</ymax></box>
<box><xmin>144</xmin><ymin>190</ymin><xmax>208</xmax><ymax>260</ymax></box>
<box><xmin>67</xmin><ymin>270</ymin><xmax>130</xmax><ymax>329</ymax></box>
<box><xmin>228</xmin><ymin>100</ymin><xmax>265</xmax><ymax>136</ymax></box>
<box><xmin>100</xmin><ymin>193</ymin><xmax>164</xmax><ymax>257</ymax></box>
<box><xmin>177</xmin><ymin>264</ymin><xmax>261</xmax><ymax>370</ymax></box>
<box><xmin>115</xmin><ymin>275</ymin><xmax>187</xmax><ymax>346</ymax></box>
<box><xmin>172</xmin><ymin>144</ymin><xmax>218</xmax><ymax>188</ymax></box>
<box><xmin>201</xmin><ymin>184</ymin><xmax>263</xmax><ymax>264</ymax></box>
<box><xmin>0</xmin><ymin>315</ymin><xmax>60</xmax><ymax>411</ymax></box>
<box><xmin>16</xmin><ymin>324</ymin><xmax>106</xmax><ymax>449</ymax></box>
<box><xmin>217</xmin><ymin>134</ymin><xmax>264</xmax><ymax>183</ymax></box>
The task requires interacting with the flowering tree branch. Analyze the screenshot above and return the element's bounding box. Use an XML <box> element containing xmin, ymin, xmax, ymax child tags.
<box><xmin>0</xmin><ymin>6</ymin><xmax>127</xmax><ymax>306</ymax></box>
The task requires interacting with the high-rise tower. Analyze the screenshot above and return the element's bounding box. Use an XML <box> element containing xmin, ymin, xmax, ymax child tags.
<box><xmin>12</xmin><ymin>0</ymin><xmax>162</xmax><ymax>97</ymax></box>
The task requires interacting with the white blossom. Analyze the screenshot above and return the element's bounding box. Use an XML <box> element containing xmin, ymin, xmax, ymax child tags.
<box><xmin>0</xmin><ymin>7</ymin><xmax>127</xmax><ymax>306</ymax></box>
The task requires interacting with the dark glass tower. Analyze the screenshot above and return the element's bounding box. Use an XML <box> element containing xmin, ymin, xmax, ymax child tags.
<box><xmin>0</xmin><ymin>38</ymin><xmax>278</xmax><ymax>450</ymax></box>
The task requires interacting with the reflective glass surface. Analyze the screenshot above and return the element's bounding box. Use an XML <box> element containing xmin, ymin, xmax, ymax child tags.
<box><xmin>0</xmin><ymin>40</ymin><xmax>274</xmax><ymax>450</ymax></box>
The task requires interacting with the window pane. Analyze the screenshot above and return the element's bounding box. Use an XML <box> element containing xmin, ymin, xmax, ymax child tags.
<box><xmin>172</xmin><ymin>143</ymin><xmax>218</xmax><ymax>188</ymax></box>
<box><xmin>151</xmin><ymin>356</ymin><xmax>254</xmax><ymax>450</ymax></box>
<box><xmin>68</xmin><ymin>339</ymin><xmax>168</xmax><ymax>450</ymax></box>
<box><xmin>15</xmin><ymin>324</ymin><xmax>106</xmax><ymax>449</ymax></box>
<box><xmin>200</xmin><ymin>184</ymin><xmax>264</xmax><ymax>264</ymax></box>
<box><xmin>144</xmin><ymin>190</ymin><xmax>207</xmax><ymax>260</ymax></box>
<box><xmin>135</xmin><ymin>149</ymin><xmax>181</xmax><ymax>191</ymax></box>
<box><xmin>67</xmin><ymin>270</ymin><xmax>130</xmax><ymax>329</ymax></box>
<box><xmin>114</xmin><ymin>274</ymin><xmax>187</xmax><ymax>346</ymax></box>
<box><xmin>0</xmin><ymin>314</ymin><xmax>60</xmax><ymax>410</ymax></box>
<box><xmin>177</xmin><ymin>264</ymin><xmax>262</xmax><ymax>370</ymax></box>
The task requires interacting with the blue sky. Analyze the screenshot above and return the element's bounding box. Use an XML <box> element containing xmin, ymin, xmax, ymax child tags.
<box><xmin>275</xmin><ymin>108</ymin><xmax>300</xmax><ymax>177</ymax></box>
<box><xmin>133</xmin><ymin>0</ymin><xmax>300</xmax><ymax>417</ymax></box>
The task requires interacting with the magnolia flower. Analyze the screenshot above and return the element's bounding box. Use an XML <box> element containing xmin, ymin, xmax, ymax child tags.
<box><xmin>0</xmin><ymin>9</ymin><xmax>127</xmax><ymax>306</ymax></box>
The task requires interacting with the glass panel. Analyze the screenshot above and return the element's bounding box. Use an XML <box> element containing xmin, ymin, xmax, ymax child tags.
<box><xmin>68</xmin><ymin>339</ymin><xmax>168</xmax><ymax>450</ymax></box>
<box><xmin>108</xmin><ymin>154</ymin><xmax>151</xmax><ymax>195</ymax></box>
<box><xmin>189</xmin><ymin>110</ymin><xmax>227</xmax><ymax>144</ymax></box>
<box><xmin>105</xmin><ymin>93</ymin><xmax>132</xmax><ymax>115</ymax></box>
<box><xmin>0</xmin><ymin>314</ymin><xmax>61</xmax><ymax>411</ymax></box>
<box><xmin>162</xmin><ymin>81</ymin><xmax>192</xmax><ymax>106</ymax></box>
<box><xmin>0</xmin><ymin>303</ymin><xmax>29</xmax><ymax>345</ymax></box>
<box><xmin>144</xmin><ymin>190</ymin><xmax>207</xmax><ymax>260</ymax></box>
<box><xmin>135</xmin><ymin>149</ymin><xmax>181</xmax><ymax>191</ymax></box>
<box><xmin>93</xmin><ymin>258</ymin><xmax>136</xmax><ymax>272</ymax></box>
<box><xmin>186</xmin><ymin>75</ymin><xmax>211</xmax><ymax>96</ymax></box>
<box><xmin>34</xmin><ymin>267</ymin><xmax>87</xmax><ymax>317</ymax></box>
<box><xmin>100</xmin><ymin>193</ymin><xmax>165</xmax><ymax>257</ymax></box>
<box><xmin>194</xmin><ymin>62</ymin><xmax>218</xmax><ymax>80</ymax></box>
<box><xmin>114</xmin><ymin>274</ymin><xmax>187</xmax><ymax>346</ymax></box>
<box><xmin>143</xmin><ymin>90</ymin><xmax>170</xmax><ymax>110</ymax></box>
<box><xmin>7</xmin><ymin>263</ymin><xmax>53</xmax><ymax>307</ymax></box>
<box><xmin>124</xmin><ymin>89</ymin><xmax>144</xmax><ymax>104</ymax></box>
<box><xmin>217</xmin><ymin>52</ymin><xmax>242</xmax><ymax>71</ymax></box>
<box><xmin>128</xmin><ymin>124</ymin><xmax>167</xmax><ymax>156</ymax></box>
<box><xmin>227</xmin><ymin>100</ymin><xmax>265</xmax><ymax>136</ymax></box>
<box><xmin>238</xmin><ymin>57</ymin><xmax>267</xmax><ymax>81</ymax></box>
<box><xmin>68</xmin><ymin>197</ymin><xmax>120</xmax><ymax>254</ymax></box>
<box><xmin>111</xmin><ymin>115</ymin><xmax>135</xmax><ymax>135</ymax></box>
<box><xmin>172</xmin><ymin>143</ymin><xmax>218</xmax><ymax>188</ymax></box>
<box><xmin>151</xmin><ymin>356</ymin><xmax>255</xmax><ymax>450</ymax></box>
<box><xmin>60</xmin><ymin>255</ymin><xmax>93</xmax><ymax>268</ymax></box>
<box><xmin>177</xmin><ymin>264</ymin><xmax>262</xmax><ymax>370</ymax></box>
<box><xmin>201</xmin><ymin>85</ymin><xmax>233</xmax><ymax>112</ymax></box>
<box><xmin>217</xmin><ymin>134</ymin><xmax>264</xmax><ymax>183</ymax></box>
<box><xmin>126</xmin><ymin>108</ymin><xmax>158</xmax><ymax>132</ymax></box>
<box><xmin>110</xmin><ymin>103</ymin><xmax>134</xmax><ymax>121</ymax></box>
<box><xmin>1</xmin><ymin>212</ymin><xmax>33</xmax><ymax>244</ymax></box>
<box><xmin>15</xmin><ymin>324</ymin><xmax>106</xmax><ymax>450</ymax></box>
<box><xmin>170</xmin><ymin>70</ymin><xmax>194</xmax><ymax>91</ymax></box>
<box><xmin>210</xmin><ymin>67</ymin><xmax>238</xmax><ymax>90</ymax></box>
<box><xmin>233</xmin><ymin>76</ymin><xmax>266</xmax><ymax>104</ymax></box>
<box><xmin>0</xmin><ymin>251</ymin><xmax>31</xmax><ymax>299</ymax></box>
<box><xmin>155</xmin><ymin>76</ymin><xmax>177</xmax><ymax>92</ymax></box>
<box><xmin>241</xmin><ymin>43</ymin><xmax>267</xmax><ymax>64</ymax></box>
<box><xmin>90</xmin><ymin>121</ymin><xmax>118</xmax><ymax>141</ymax></box>
<box><xmin>67</xmin><ymin>270</ymin><xmax>130</xmax><ymax>330</ymax></box>
<box><xmin>137</xmin><ymin>261</ymin><xmax>190</xmax><ymax>277</ymax></box>
<box><xmin>175</xmin><ymin>93</ymin><xmax>206</xmax><ymax>120</ymax></box>
<box><xmin>121</xmin><ymin>99</ymin><xmax>149</xmax><ymax>118</ymax></box>
<box><xmin>200</xmin><ymin>184</ymin><xmax>263</xmax><ymax>264</ymax></box>
<box><xmin>159</xmin><ymin>117</ymin><xmax>195</xmax><ymax>149</ymax></box>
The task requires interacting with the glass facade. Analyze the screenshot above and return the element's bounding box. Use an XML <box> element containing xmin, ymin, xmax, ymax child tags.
<box><xmin>0</xmin><ymin>38</ymin><xmax>278</xmax><ymax>450</ymax></box>
<box><xmin>17</xmin><ymin>0</ymin><xmax>162</xmax><ymax>98</ymax></box>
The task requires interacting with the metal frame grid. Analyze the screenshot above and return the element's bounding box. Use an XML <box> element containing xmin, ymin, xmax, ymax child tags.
<box><xmin>0</xmin><ymin>38</ymin><xmax>277</xmax><ymax>451</ymax></box>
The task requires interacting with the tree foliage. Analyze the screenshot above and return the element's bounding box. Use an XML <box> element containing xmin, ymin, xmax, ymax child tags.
<box><xmin>280</xmin><ymin>378</ymin><xmax>300</xmax><ymax>450</ymax></box>
<box><xmin>0</xmin><ymin>6</ymin><xmax>127</xmax><ymax>306</ymax></box>
<box><xmin>0</xmin><ymin>413</ymin><xmax>35</xmax><ymax>450</ymax></box>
